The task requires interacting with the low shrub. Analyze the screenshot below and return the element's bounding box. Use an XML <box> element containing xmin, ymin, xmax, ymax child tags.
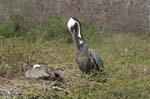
<box><xmin>0</xmin><ymin>19</ymin><xmax>19</xmax><ymax>37</ymax></box>
<box><xmin>42</xmin><ymin>17</ymin><xmax>99</xmax><ymax>43</ymax></box>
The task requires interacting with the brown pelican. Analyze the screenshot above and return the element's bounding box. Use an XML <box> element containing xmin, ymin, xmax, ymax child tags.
<box><xmin>67</xmin><ymin>17</ymin><xmax>104</xmax><ymax>76</ymax></box>
<box><xmin>25</xmin><ymin>64</ymin><xmax>62</xmax><ymax>80</ymax></box>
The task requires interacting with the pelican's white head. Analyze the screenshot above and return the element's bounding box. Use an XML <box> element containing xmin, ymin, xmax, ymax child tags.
<box><xmin>33</xmin><ymin>64</ymin><xmax>41</xmax><ymax>69</ymax></box>
<box><xmin>67</xmin><ymin>17</ymin><xmax>76</xmax><ymax>31</ymax></box>
<box><xmin>67</xmin><ymin>17</ymin><xmax>82</xmax><ymax>38</ymax></box>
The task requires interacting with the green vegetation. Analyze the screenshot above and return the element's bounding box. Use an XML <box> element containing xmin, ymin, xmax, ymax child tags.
<box><xmin>0</xmin><ymin>18</ymin><xmax>149</xmax><ymax>99</ymax></box>
<box><xmin>0</xmin><ymin>19</ymin><xmax>19</xmax><ymax>37</ymax></box>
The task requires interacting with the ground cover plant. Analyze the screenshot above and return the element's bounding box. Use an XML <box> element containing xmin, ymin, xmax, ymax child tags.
<box><xmin>0</xmin><ymin>18</ymin><xmax>149</xmax><ymax>99</ymax></box>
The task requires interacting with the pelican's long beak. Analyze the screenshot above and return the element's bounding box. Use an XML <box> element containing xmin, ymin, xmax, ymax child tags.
<box><xmin>67</xmin><ymin>17</ymin><xmax>77</xmax><ymax>40</ymax></box>
<box><xmin>71</xmin><ymin>26</ymin><xmax>79</xmax><ymax>50</ymax></box>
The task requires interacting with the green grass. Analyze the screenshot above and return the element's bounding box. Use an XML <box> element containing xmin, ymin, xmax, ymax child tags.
<box><xmin>0</xmin><ymin>33</ymin><xmax>149</xmax><ymax>99</ymax></box>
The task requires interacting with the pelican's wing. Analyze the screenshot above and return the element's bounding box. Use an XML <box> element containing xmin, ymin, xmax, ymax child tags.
<box><xmin>25</xmin><ymin>67</ymin><xmax>49</xmax><ymax>79</ymax></box>
<box><xmin>88</xmin><ymin>48</ymin><xmax>104</xmax><ymax>71</ymax></box>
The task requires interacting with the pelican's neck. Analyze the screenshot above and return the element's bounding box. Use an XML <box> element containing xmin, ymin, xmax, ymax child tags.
<box><xmin>76</xmin><ymin>21</ymin><xmax>81</xmax><ymax>38</ymax></box>
<box><xmin>74</xmin><ymin>20</ymin><xmax>86</xmax><ymax>52</ymax></box>
<box><xmin>67</xmin><ymin>17</ymin><xmax>86</xmax><ymax>53</ymax></box>
<box><xmin>74</xmin><ymin>34</ymin><xmax>86</xmax><ymax>53</ymax></box>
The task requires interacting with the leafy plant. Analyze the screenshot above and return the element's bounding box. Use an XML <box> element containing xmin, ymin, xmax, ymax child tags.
<box><xmin>0</xmin><ymin>19</ymin><xmax>19</xmax><ymax>37</ymax></box>
<box><xmin>42</xmin><ymin>17</ymin><xmax>98</xmax><ymax>43</ymax></box>
<box><xmin>42</xmin><ymin>17</ymin><xmax>72</xmax><ymax>43</ymax></box>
